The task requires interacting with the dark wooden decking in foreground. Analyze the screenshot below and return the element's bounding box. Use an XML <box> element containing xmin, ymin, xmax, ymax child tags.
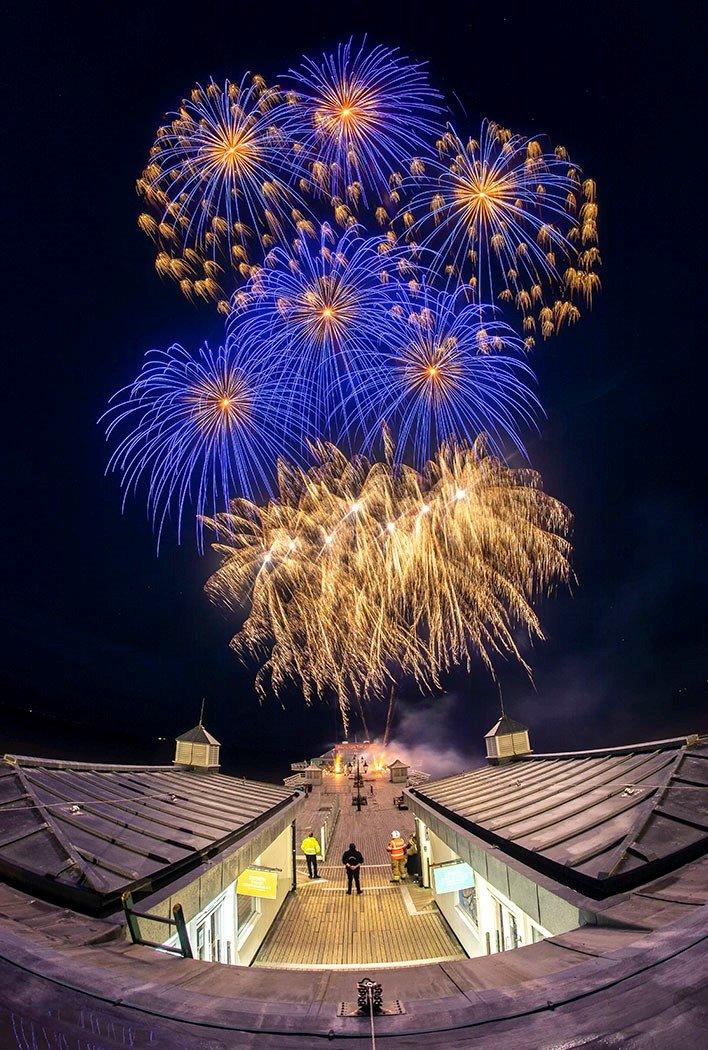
<box><xmin>254</xmin><ymin>774</ymin><xmax>464</xmax><ymax>968</ymax></box>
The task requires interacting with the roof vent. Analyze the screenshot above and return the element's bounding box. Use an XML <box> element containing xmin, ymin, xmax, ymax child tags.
<box><xmin>484</xmin><ymin>714</ymin><xmax>531</xmax><ymax>765</ymax></box>
<box><xmin>174</xmin><ymin>701</ymin><xmax>220</xmax><ymax>773</ymax></box>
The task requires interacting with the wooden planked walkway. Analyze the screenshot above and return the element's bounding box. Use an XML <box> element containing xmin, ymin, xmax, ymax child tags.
<box><xmin>253</xmin><ymin>772</ymin><xmax>465</xmax><ymax>968</ymax></box>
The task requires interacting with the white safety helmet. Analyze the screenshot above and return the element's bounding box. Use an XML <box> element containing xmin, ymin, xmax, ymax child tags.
<box><xmin>391</xmin><ymin>830</ymin><xmax>400</xmax><ymax>838</ymax></box>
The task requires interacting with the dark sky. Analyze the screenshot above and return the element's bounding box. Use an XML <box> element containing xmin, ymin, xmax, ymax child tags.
<box><xmin>3</xmin><ymin>2</ymin><xmax>705</xmax><ymax>773</ymax></box>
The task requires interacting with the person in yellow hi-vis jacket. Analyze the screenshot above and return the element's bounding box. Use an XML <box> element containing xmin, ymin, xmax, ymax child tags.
<box><xmin>301</xmin><ymin>829</ymin><xmax>321</xmax><ymax>879</ymax></box>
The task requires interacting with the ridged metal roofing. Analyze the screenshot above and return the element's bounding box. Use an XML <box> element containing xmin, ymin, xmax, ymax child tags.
<box><xmin>0</xmin><ymin>755</ymin><xmax>298</xmax><ymax>911</ymax></box>
<box><xmin>411</xmin><ymin>737</ymin><xmax>708</xmax><ymax>892</ymax></box>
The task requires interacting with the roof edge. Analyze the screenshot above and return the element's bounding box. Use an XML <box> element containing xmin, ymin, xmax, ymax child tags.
<box><xmin>515</xmin><ymin>735</ymin><xmax>703</xmax><ymax>761</ymax></box>
<box><xmin>0</xmin><ymin>789</ymin><xmax>306</xmax><ymax>918</ymax></box>
<box><xmin>3</xmin><ymin>754</ymin><xmax>174</xmax><ymax>772</ymax></box>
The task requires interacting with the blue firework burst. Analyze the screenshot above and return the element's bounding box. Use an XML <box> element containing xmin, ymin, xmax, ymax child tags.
<box><xmin>102</xmin><ymin>341</ymin><xmax>311</xmax><ymax>550</ymax></box>
<box><xmin>281</xmin><ymin>38</ymin><xmax>444</xmax><ymax>210</ymax></box>
<box><xmin>404</xmin><ymin>120</ymin><xmax>590</xmax><ymax>338</ymax></box>
<box><xmin>228</xmin><ymin>222</ymin><xmax>415</xmax><ymax>437</ymax></box>
<box><xmin>353</xmin><ymin>283</ymin><xmax>539</xmax><ymax>466</ymax></box>
<box><xmin>137</xmin><ymin>75</ymin><xmax>309</xmax><ymax>306</ymax></box>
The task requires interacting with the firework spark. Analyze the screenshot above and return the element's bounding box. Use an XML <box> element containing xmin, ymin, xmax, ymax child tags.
<box><xmin>136</xmin><ymin>75</ymin><xmax>306</xmax><ymax>311</ymax></box>
<box><xmin>205</xmin><ymin>437</ymin><xmax>571</xmax><ymax>730</ymax></box>
<box><xmin>354</xmin><ymin>283</ymin><xmax>539</xmax><ymax>465</ymax></box>
<box><xmin>405</xmin><ymin>121</ymin><xmax>600</xmax><ymax>343</ymax></box>
<box><xmin>282</xmin><ymin>38</ymin><xmax>444</xmax><ymax>213</ymax></box>
<box><xmin>102</xmin><ymin>341</ymin><xmax>310</xmax><ymax>550</ymax></box>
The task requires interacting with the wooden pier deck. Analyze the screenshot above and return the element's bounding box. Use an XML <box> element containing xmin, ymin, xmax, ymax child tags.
<box><xmin>252</xmin><ymin>772</ymin><xmax>465</xmax><ymax>969</ymax></box>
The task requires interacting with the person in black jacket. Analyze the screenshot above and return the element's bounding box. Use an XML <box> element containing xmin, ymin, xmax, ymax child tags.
<box><xmin>342</xmin><ymin>842</ymin><xmax>364</xmax><ymax>895</ymax></box>
<box><xmin>405</xmin><ymin>832</ymin><xmax>422</xmax><ymax>883</ymax></box>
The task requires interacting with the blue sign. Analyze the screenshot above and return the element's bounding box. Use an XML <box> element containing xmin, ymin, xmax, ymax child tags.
<box><xmin>433</xmin><ymin>861</ymin><xmax>475</xmax><ymax>894</ymax></box>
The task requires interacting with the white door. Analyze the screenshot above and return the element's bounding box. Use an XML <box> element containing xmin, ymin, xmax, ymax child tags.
<box><xmin>416</xmin><ymin>819</ymin><xmax>432</xmax><ymax>888</ymax></box>
<box><xmin>490</xmin><ymin>895</ymin><xmax>523</xmax><ymax>953</ymax></box>
<box><xmin>195</xmin><ymin>901</ymin><xmax>226</xmax><ymax>962</ymax></box>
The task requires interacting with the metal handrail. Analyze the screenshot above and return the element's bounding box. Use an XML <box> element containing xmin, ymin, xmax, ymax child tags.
<box><xmin>121</xmin><ymin>890</ymin><xmax>193</xmax><ymax>958</ymax></box>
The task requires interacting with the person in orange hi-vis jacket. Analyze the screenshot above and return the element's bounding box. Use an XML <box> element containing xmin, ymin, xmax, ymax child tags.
<box><xmin>387</xmin><ymin>830</ymin><xmax>407</xmax><ymax>882</ymax></box>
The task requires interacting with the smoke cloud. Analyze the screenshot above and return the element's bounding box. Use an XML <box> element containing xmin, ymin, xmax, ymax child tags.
<box><xmin>375</xmin><ymin>691</ymin><xmax>479</xmax><ymax>778</ymax></box>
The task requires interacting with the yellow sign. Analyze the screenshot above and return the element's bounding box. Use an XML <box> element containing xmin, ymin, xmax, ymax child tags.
<box><xmin>237</xmin><ymin>868</ymin><xmax>279</xmax><ymax>900</ymax></box>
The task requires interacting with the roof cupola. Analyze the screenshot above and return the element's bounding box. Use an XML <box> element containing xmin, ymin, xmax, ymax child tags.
<box><xmin>484</xmin><ymin>713</ymin><xmax>531</xmax><ymax>765</ymax></box>
<box><xmin>174</xmin><ymin>700</ymin><xmax>220</xmax><ymax>772</ymax></box>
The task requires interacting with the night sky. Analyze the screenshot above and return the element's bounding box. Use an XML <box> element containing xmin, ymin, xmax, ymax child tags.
<box><xmin>3</xmin><ymin>3</ymin><xmax>705</xmax><ymax>776</ymax></box>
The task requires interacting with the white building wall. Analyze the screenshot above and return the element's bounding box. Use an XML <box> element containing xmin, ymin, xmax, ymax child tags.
<box><xmin>426</xmin><ymin>827</ymin><xmax>553</xmax><ymax>959</ymax></box>
<box><xmin>426</xmin><ymin>830</ymin><xmax>484</xmax><ymax>957</ymax></box>
<box><xmin>162</xmin><ymin>823</ymin><xmax>294</xmax><ymax>965</ymax></box>
<box><xmin>236</xmin><ymin>823</ymin><xmax>293</xmax><ymax>965</ymax></box>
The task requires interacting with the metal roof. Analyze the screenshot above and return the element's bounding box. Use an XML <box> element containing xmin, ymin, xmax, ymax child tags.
<box><xmin>0</xmin><ymin>755</ymin><xmax>299</xmax><ymax>913</ymax></box>
<box><xmin>410</xmin><ymin>736</ymin><xmax>708</xmax><ymax>896</ymax></box>
<box><xmin>175</xmin><ymin>723</ymin><xmax>220</xmax><ymax>745</ymax></box>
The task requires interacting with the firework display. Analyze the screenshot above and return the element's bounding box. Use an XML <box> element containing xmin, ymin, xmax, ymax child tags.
<box><xmin>205</xmin><ymin>438</ymin><xmax>572</xmax><ymax>728</ymax></box>
<box><xmin>103</xmin><ymin>36</ymin><xmax>600</xmax><ymax>711</ymax></box>
<box><xmin>105</xmin><ymin>35</ymin><xmax>603</xmax><ymax>537</ymax></box>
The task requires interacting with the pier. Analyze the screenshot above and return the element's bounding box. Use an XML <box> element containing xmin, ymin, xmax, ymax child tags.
<box><xmin>253</xmin><ymin>765</ymin><xmax>465</xmax><ymax>968</ymax></box>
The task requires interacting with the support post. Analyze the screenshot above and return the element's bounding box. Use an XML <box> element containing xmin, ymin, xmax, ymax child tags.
<box><xmin>173</xmin><ymin>904</ymin><xmax>193</xmax><ymax>959</ymax></box>
<box><xmin>291</xmin><ymin>819</ymin><xmax>298</xmax><ymax>891</ymax></box>
<box><xmin>122</xmin><ymin>891</ymin><xmax>141</xmax><ymax>945</ymax></box>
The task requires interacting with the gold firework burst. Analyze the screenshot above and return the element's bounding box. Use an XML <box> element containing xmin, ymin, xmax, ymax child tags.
<box><xmin>205</xmin><ymin>437</ymin><xmax>572</xmax><ymax>732</ymax></box>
